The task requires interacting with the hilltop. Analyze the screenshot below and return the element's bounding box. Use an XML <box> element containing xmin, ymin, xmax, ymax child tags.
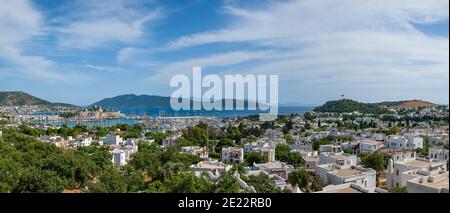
<box><xmin>0</xmin><ymin>91</ymin><xmax>78</xmax><ymax>108</ymax></box>
<box><xmin>91</xmin><ymin>94</ymin><xmax>267</xmax><ymax>110</ymax></box>
<box><xmin>376</xmin><ymin>100</ymin><xmax>437</xmax><ymax>110</ymax></box>
<box><xmin>91</xmin><ymin>94</ymin><xmax>171</xmax><ymax>108</ymax></box>
<box><xmin>314</xmin><ymin>99</ymin><xmax>437</xmax><ymax>114</ymax></box>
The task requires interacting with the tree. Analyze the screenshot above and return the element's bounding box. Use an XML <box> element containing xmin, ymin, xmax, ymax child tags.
<box><xmin>215</xmin><ymin>138</ymin><xmax>235</xmax><ymax>153</ymax></box>
<box><xmin>312</xmin><ymin>137</ymin><xmax>331</xmax><ymax>151</ymax></box>
<box><xmin>387</xmin><ymin>126</ymin><xmax>400</xmax><ymax>135</ymax></box>
<box><xmin>91</xmin><ymin>168</ymin><xmax>127</xmax><ymax>193</ymax></box>
<box><xmin>303</xmin><ymin>112</ymin><xmax>316</xmax><ymax>121</ymax></box>
<box><xmin>165</xmin><ymin>172</ymin><xmax>213</xmax><ymax>193</ymax></box>
<box><xmin>310</xmin><ymin>175</ymin><xmax>325</xmax><ymax>192</ymax></box>
<box><xmin>361</xmin><ymin>151</ymin><xmax>390</xmax><ymax>176</ymax></box>
<box><xmin>215</xmin><ymin>171</ymin><xmax>240</xmax><ymax>193</ymax></box>
<box><xmin>288</xmin><ymin>169</ymin><xmax>311</xmax><ymax>190</ymax></box>
<box><xmin>283</xmin><ymin>134</ymin><xmax>294</xmax><ymax>144</ymax></box>
<box><xmin>275</xmin><ymin>144</ymin><xmax>305</xmax><ymax>168</ymax></box>
<box><xmin>245</xmin><ymin>152</ymin><xmax>267</xmax><ymax>165</ymax></box>
<box><xmin>244</xmin><ymin>173</ymin><xmax>283</xmax><ymax>193</ymax></box>
<box><xmin>13</xmin><ymin>169</ymin><xmax>64</xmax><ymax>193</ymax></box>
<box><xmin>119</xmin><ymin>165</ymin><xmax>145</xmax><ymax>192</ymax></box>
<box><xmin>389</xmin><ymin>186</ymin><xmax>407</xmax><ymax>193</ymax></box>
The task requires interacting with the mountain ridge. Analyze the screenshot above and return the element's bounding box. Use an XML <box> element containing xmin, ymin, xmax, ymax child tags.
<box><xmin>0</xmin><ymin>91</ymin><xmax>79</xmax><ymax>108</ymax></box>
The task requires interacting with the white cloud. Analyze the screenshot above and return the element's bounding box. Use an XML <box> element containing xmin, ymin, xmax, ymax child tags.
<box><xmin>55</xmin><ymin>0</ymin><xmax>162</xmax><ymax>49</ymax></box>
<box><xmin>167</xmin><ymin>0</ymin><xmax>449</xmax><ymax>49</ymax></box>
<box><xmin>162</xmin><ymin>0</ymin><xmax>449</xmax><ymax>104</ymax></box>
<box><xmin>147</xmin><ymin>50</ymin><xmax>280</xmax><ymax>84</ymax></box>
<box><xmin>0</xmin><ymin>0</ymin><xmax>71</xmax><ymax>81</ymax></box>
<box><xmin>85</xmin><ymin>65</ymin><xmax>125</xmax><ymax>73</ymax></box>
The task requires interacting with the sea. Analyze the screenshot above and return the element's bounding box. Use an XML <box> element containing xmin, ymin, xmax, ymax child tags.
<box><xmin>34</xmin><ymin>106</ymin><xmax>314</xmax><ymax>128</ymax></box>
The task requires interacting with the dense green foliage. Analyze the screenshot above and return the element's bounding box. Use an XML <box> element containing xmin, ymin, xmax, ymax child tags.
<box><xmin>360</xmin><ymin>151</ymin><xmax>390</xmax><ymax>175</ymax></box>
<box><xmin>388</xmin><ymin>186</ymin><xmax>407</xmax><ymax>193</ymax></box>
<box><xmin>288</xmin><ymin>169</ymin><xmax>310</xmax><ymax>190</ymax></box>
<box><xmin>0</xmin><ymin>129</ymin><xmax>114</xmax><ymax>192</ymax></box>
<box><xmin>245</xmin><ymin>152</ymin><xmax>268</xmax><ymax>165</ymax></box>
<box><xmin>275</xmin><ymin>144</ymin><xmax>305</xmax><ymax>168</ymax></box>
<box><xmin>314</xmin><ymin>99</ymin><xmax>390</xmax><ymax>114</ymax></box>
<box><xmin>242</xmin><ymin>174</ymin><xmax>283</xmax><ymax>193</ymax></box>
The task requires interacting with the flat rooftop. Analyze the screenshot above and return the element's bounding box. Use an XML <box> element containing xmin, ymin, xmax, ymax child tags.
<box><xmin>336</xmin><ymin>187</ymin><xmax>363</xmax><ymax>193</ymax></box>
<box><xmin>423</xmin><ymin>177</ymin><xmax>449</xmax><ymax>189</ymax></box>
<box><xmin>402</xmin><ymin>159</ymin><xmax>444</xmax><ymax>168</ymax></box>
<box><xmin>193</xmin><ymin>161</ymin><xmax>227</xmax><ymax>169</ymax></box>
<box><xmin>336</xmin><ymin>168</ymin><xmax>361</xmax><ymax>177</ymax></box>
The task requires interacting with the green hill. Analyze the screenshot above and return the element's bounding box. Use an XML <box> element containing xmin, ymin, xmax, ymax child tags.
<box><xmin>314</xmin><ymin>99</ymin><xmax>391</xmax><ymax>114</ymax></box>
<box><xmin>0</xmin><ymin>91</ymin><xmax>51</xmax><ymax>106</ymax></box>
<box><xmin>0</xmin><ymin>91</ymin><xmax>78</xmax><ymax>108</ymax></box>
<box><xmin>91</xmin><ymin>94</ymin><xmax>266</xmax><ymax>110</ymax></box>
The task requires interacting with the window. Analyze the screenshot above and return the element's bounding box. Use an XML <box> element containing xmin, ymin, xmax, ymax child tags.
<box><xmin>396</xmin><ymin>170</ymin><xmax>399</xmax><ymax>176</ymax></box>
<box><xmin>396</xmin><ymin>183</ymin><xmax>399</xmax><ymax>187</ymax></box>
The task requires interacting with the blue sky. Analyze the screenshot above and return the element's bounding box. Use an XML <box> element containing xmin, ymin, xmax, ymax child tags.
<box><xmin>0</xmin><ymin>0</ymin><xmax>448</xmax><ymax>106</ymax></box>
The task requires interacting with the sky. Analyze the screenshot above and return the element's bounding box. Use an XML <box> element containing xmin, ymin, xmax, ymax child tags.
<box><xmin>0</xmin><ymin>0</ymin><xmax>448</xmax><ymax>106</ymax></box>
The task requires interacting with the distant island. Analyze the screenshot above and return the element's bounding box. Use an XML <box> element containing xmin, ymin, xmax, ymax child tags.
<box><xmin>314</xmin><ymin>99</ymin><xmax>437</xmax><ymax>114</ymax></box>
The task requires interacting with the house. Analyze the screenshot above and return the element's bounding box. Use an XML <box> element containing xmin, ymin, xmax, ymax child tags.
<box><xmin>319</xmin><ymin>144</ymin><xmax>342</xmax><ymax>153</ymax></box>
<box><xmin>303</xmin><ymin>156</ymin><xmax>320</xmax><ymax>169</ymax></box>
<box><xmin>162</xmin><ymin>134</ymin><xmax>181</xmax><ymax>147</ymax></box>
<box><xmin>429</xmin><ymin>147</ymin><xmax>449</xmax><ymax>161</ymax></box>
<box><xmin>358</xmin><ymin>140</ymin><xmax>385</xmax><ymax>153</ymax></box>
<box><xmin>385</xmin><ymin>157</ymin><xmax>447</xmax><ymax>189</ymax></box>
<box><xmin>261</xmin><ymin>148</ymin><xmax>276</xmax><ymax>162</ymax></box>
<box><xmin>318</xmin><ymin>152</ymin><xmax>357</xmax><ymax>166</ymax></box>
<box><xmin>190</xmin><ymin>161</ymin><xmax>232</xmax><ymax>179</ymax></box>
<box><xmin>103</xmin><ymin>135</ymin><xmax>123</xmax><ymax>146</ymax></box>
<box><xmin>387</xmin><ymin>135</ymin><xmax>423</xmax><ymax>150</ymax></box>
<box><xmin>111</xmin><ymin>149</ymin><xmax>127</xmax><ymax>166</ymax></box>
<box><xmin>316</xmin><ymin>164</ymin><xmax>377</xmax><ymax>189</ymax></box>
<box><xmin>78</xmin><ymin>137</ymin><xmax>92</xmax><ymax>147</ymax></box>
<box><xmin>407</xmin><ymin>171</ymin><xmax>449</xmax><ymax>193</ymax></box>
<box><xmin>380</xmin><ymin>148</ymin><xmax>415</xmax><ymax>162</ymax></box>
<box><xmin>253</xmin><ymin>161</ymin><xmax>294</xmax><ymax>179</ymax></box>
<box><xmin>293</xmin><ymin>150</ymin><xmax>319</xmax><ymax>169</ymax></box>
<box><xmin>181</xmin><ymin>146</ymin><xmax>209</xmax><ymax>159</ymax></box>
<box><xmin>221</xmin><ymin>147</ymin><xmax>244</xmax><ymax>163</ymax></box>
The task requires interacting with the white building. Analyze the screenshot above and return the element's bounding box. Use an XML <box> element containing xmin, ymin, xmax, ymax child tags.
<box><xmin>387</xmin><ymin>135</ymin><xmax>423</xmax><ymax>150</ymax></box>
<box><xmin>104</xmin><ymin>135</ymin><xmax>123</xmax><ymax>146</ymax></box>
<box><xmin>429</xmin><ymin>147</ymin><xmax>449</xmax><ymax>161</ymax></box>
<box><xmin>181</xmin><ymin>146</ymin><xmax>209</xmax><ymax>159</ymax></box>
<box><xmin>221</xmin><ymin>147</ymin><xmax>244</xmax><ymax>164</ymax></box>
<box><xmin>253</xmin><ymin>161</ymin><xmax>294</xmax><ymax>180</ymax></box>
<box><xmin>190</xmin><ymin>161</ymin><xmax>232</xmax><ymax>179</ymax></box>
<box><xmin>261</xmin><ymin>148</ymin><xmax>276</xmax><ymax>162</ymax></box>
<box><xmin>316</xmin><ymin>183</ymin><xmax>387</xmax><ymax>193</ymax></box>
<box><xmin>316</xmin><ymin>164</ymin><xmax>377</xmax><ymax>189</ymax></box>
<box><xmin>407</xmin><ymin>171</ymin><xmax>449</xmax><ymax>193</ymax></box>
<box><xmin>318</xmin><ymin>152</ymin><xmax>357</xmax><ymax>166</ymax></box>
<box><xmin>162</xmin><ymin>134</ymin><xmax>181</xmax><ymax>147</ymax></box>
<box><xmin>111</xmin><ymin>149</ymin><xmax>127</xmax><ymax>166</ymax></box>
<box><xmin>385</xmin><ymin>157</ymin><xmax>447</xmax><ymax>189</ymax></box>
<box><xmin>358</xmin><ymin>140</ymin><xmax>385</xmax><ymax>153</ymax></box>
<box><xmin>381</xmin><ymin>148</ymin><xmax>416</xmax><ymax>162</ymax></box>
<box><xmin>78</xmin><ymin>137</ymin><xmax>92</xmax><ymax>147</ymax></box>
<box><xmin>319</xmin><ymin>145</ymin><xmax>342</xmax><ymax>153</ymax></box>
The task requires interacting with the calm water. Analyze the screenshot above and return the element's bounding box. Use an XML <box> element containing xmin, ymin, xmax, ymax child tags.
<box><xmin>35</xmin><ymin>106</ymin><xmax>314</xmax><ymax>127</ymax></box>
<box><xmin>115</xmin><ymin>106</ymin><xmax>315</xmax><ymax>118</ymax></box>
